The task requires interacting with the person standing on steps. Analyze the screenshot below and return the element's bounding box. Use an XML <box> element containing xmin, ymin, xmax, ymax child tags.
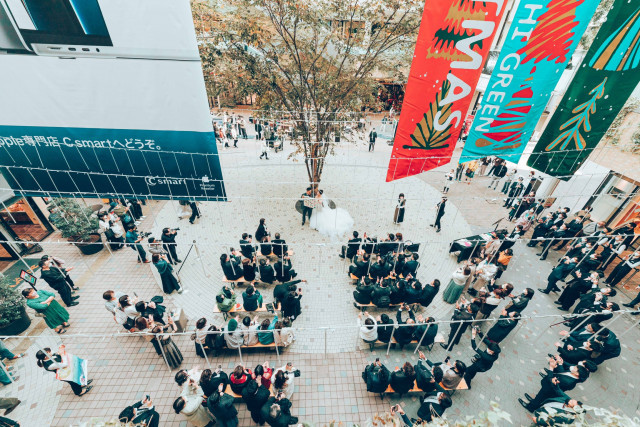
<box><xmin>431</xmin><ymin>197</ymin><xmax>447</xmax><ymax>233</ymax></box>
<box><xmin>368</xmin><ymin>128</ymin><xmax>377</xmax><ymax>152</ymax></box>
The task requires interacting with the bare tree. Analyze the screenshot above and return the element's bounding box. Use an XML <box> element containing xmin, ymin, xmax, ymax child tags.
<box><xmin>195</xmin><ymin>0</ymin><xmax>421</xmax><ymax>190</ymax></box>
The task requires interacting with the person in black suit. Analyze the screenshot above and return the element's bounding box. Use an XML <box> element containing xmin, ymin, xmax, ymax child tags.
<box><xmin>592</xmin><ymin>328</ymin><xmax>621</xmax><ymax>364</ymax></box>
<box><xmin>403</xmin><ymin>279</ymin><xmax>422</xmax><ymax>304</ymax></box>
<box><xmin>393</xmin><ymin>305</ymin><xmax>416</xmax><ymax>349</ymax></box>
<box><xmin>260</xmin><ymin>236</ymin><xmax>273</xmax><ymax>257</ymax></box>
<box><xmin>504</xmin><ymin>177</ymin><xmax>524</xmax><ymax>207</ymax></box>
<box><xmin>413</xmin><ymin>315</ymin><xmax>438</xmax><ymax>347</ymax></box>
<box><xmin>539</xmin><ymin>257</ymin><xmax>578</xmax><ymax>294</ymax></box>
<box><xmin>402</xmin><ymin>253</ymin><xmax>420</xmax><ymax>277</ymax></box>
<box><xmin>418</xmin><ymin>279</ymin><xmax>440</xmax><ymax>308</ymax></box>
<box><xmin>260</xmin><ymin>393</ymin><xmax>298</xmax><ymax>427</ymax></box>
<box><xmin>339</xmin><ymin>231</ymin><xmax>362</xmax><ymax>260</ymax></box>
<box><xmin>239</xmin><ymin>233</ymin><xmax>255</xmax><ymax>259</ymax></box>
<box><xmin>555</xmin><ymin>271</ymin><xmax>597</xmax><ymax>311</ymax></box>
<box><xmin>39</xmin><ymin>258</ymin><xmax>77</xmax><ymax>307</ymax></box>
<box><xmin>483</xmin><ymin>309</ymin><xmax>519</xmax><ymax>343</ymax></box>
<box><xmin>255</xmin><ymin>218</ymin><xmax>269</xmax><ymax>243</ymax></box>
<box><xmin>371</xmin><ymin>280</ymin><xmax>392</xmax><ymax>308</ymax></box>
<box><xmin>362</xmin><ymin>360</ymin><xmax>390</xmax><ymax>394</ymax></box>
<box><xmin>532</xmin><ymin>397</ymin><xmax>583</xmax><ymax>426</ymax></box>
<box><xmin>370</xmin><ymin>256</ymin><xmax>391</xmax><ymax>281</ymax></box>
<box><xmin>519</xmin><ymin>364</ymin><xmax>587</xmax><ymax>411</ymax></box>
<box><xmin>553</xmin><ymin>217</ymin><xmax>584</xmax><ymax>250</ymax></box>
<box><xmin>161</xmin><ymin>228</ymin><xmax>181</xmax><ymax>264</ymax></box>
<box><xmin>527</xmin><ymin>215</ymin><xmax>554</xmax><ymax>247</ymax></box>
<box><xmin>417</xmin><ymin>391</ymin><xmax>452</xmax><ymax>422</ymax></box>
<box><xmin>242</xmin><ymin>380</ymin><xmax>270</xmax><ymax>425</ymax></box>
<box><xmin>555</xmin><ymin>339</ymin><xmax>601</xmax><ymax>365</ymax></box>
<box><xmin>118</xmin><ymin>395</ymin><xmax>160</xmax><ymax>427</ymax></box>
<box><xmin>390</xmin><ymin>362</ymin><xmax>416</xmax><ymax>396</ymax></box>
<box><xmin>274</xmin><ymin>257</ymin><xmax>296</xmax><ymax>282</ymax></box>
<box><xmin>258</xmin><ymin>258</ymin><xmax>276</xmax><ymax>284</ymax></box>
<box><xmin>504</xmin><ymin>288</ymin><xmax>534</xmax><ymax>313</ymax></box>
<box><xmin>353</xmin><ymin>278</ymin><xmax>374</xmax><ymax>306</ymax></box>
<box><xmin>415</xmin><ymin>351</ymin><xmax>444</xmax><ymax>392</ymax></box>
<box><xmin>431</xmin><ymin>197</ymin><xmax>447</xmax><ymax>232</ymax></box>
<box><xmin>272</xmin><ymin>233</ymin><xmax>288</xmax><ymax>259</ymax></box>
<box><xmin>220</xmin><ymin>253</ymin><xmax>243</xmax><ymax>280</ymax></box>
<box><xmin>349</xmin><ymin>252</ymin><xmax>371</xmax><ymax>278</ymax></box>
<box><xmin>368</xmin><ymin>129</ymin><xmax>377</xmax><ymax>152</ymax></box>
<box><xmin>273</xmin><ymin>279</ymin><xmax>304</xmax><ymax>309</ymax></box>
<box><xmin>463</xmin><ymin>328</ymin><xmax>500</xmax><ymax>389</ymax></box>
<box><xmin>135</xmin><ymin>300</ymin><xmax>165</xmax><ymax>325</ymax></box>
<box><xmin>207</xmin><ymin>386</ymin><xmax>238</xmax><ymax>426</ymax></box>
<box><xmin>538</xmin><ymin>224</ymin><xmax>569</xmax><ymax>260</ymax></box>
<box><xmin>300</xmin><ymin>188</ymin><xmax>314</xmax><ymax>226</ymax></box>
<box><xmin>441</xmin><ymin>301</ymin><xmax>478</xmax><ymax>350</ymax></box>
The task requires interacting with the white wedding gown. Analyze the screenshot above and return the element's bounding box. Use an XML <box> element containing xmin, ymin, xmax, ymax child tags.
<box><xmin>309</xmin><ymin>194</ymin><xmax>354</xmax><ymax>241</ymax></box>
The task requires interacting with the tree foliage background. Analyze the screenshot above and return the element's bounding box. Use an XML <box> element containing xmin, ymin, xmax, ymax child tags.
<box><xmin>192</xmin><ymin>0</ymin><xmax>422</xmax><ymax>188</ymax></box>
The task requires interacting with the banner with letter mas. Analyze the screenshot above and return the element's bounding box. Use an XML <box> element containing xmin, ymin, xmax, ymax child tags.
<box><xmin>386</xmin><ymin>0</ymin><xmax>507</xmax><ymax>182</ymax></box>
<box><xmin>462</xmin><ymin>0</ymin><xmax>600</xmax><ymax>164</ymax></box>
<box><xmin>0</xmin><ymin>0</ymin><xmax>225</xmax><ymax>201</ymax></box>
<box><xmin>528</xmin><ymin>0</ymin><xmax>640</xmax><ymax>179</ymax></box>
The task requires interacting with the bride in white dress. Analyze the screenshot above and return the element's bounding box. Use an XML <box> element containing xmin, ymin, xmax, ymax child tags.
<box><xmin>309</xmin><ymin>191</ymin><xmax>354</xmax><ymax>241</ymax></box>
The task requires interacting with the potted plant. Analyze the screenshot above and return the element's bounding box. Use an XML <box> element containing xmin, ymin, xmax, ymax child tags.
<box><xmin>0</xmin><ymin>276</ymin><xmax>31</xmax><ymax>336</ymax></box>
<box><xmin>48</xmin><ymin>198</ymin><xmax>104</xmax><ymax>255</ymax></box>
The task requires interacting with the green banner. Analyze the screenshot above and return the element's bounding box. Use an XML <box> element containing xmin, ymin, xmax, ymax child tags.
<box><xmin>527</xmin><ymin>0</ymin><xmax>640</xmax><ymax>179</ymax></box>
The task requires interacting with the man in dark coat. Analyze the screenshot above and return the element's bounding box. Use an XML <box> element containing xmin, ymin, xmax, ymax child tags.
<box><xmin>463</xmin><ymin>329</ymin><xmax>500</xmax><ymax>388</ymax></box>
<box><xmin>413</xmin><ymin>316</ymin><xmax>438</xmax><ymax>347</ymax></box>
<box><xmin>273</xmin><ymin>280</ymin><xmax>303</xmax><ymax>308</ymax></box>
<box><xmin>556</xmin><ymin>339</ymin><xmax>601</xmax><ymax>365</ymax></box>
<box><xmin>271</xmin><ymin>233</ymin><xmax>288</xmax><ymax>259</ymax></box>
<box><xmin>242</xmin><ymin>380</ymin><xmax>270</xmax><ymax>424</ymax></box>
<box><xmin>206</xmin><ymin>389</ymin><xmax>238</xmax><ymax>426</ymax></box>
<box><xmin>369</xmin><ymin>256</ymin><xmax>391</xmax><ymax>280</ymax></box>
<box><xmin>592</xmin><ymin>328</ymin><xmax>621</xmax><ymax>364</ymax></box>
<box><xmin>484</xmin><ymin>309</ymin><xmax>519</xmax><ymax>343</ymax></box>
<box><xmin>441</xmin><ymin>302</ymin><xmax>478</xmax><ymax>350</ymax></box>
<box><xmin>417</xmin><ymin>391</ymin><xmax>452</xmax><ymax>422</ymax></box>
<box><xmin>538</xmin><ymin>224</ymin><xmax>569</xmax><ymax>260</ymax></box>
<box><xmin>353</xmin><ymin>279</ymin><xmax>374</xmax><ymax>305</ymax></box>
<box><xmin>258</xmin><ymin>258</ymin><xmax>276</xmax><ymax>283</ymax></box>
<box><xmin>504</xmin><ymin>288</ymin><xmax>534</xmax><ymax>313</ymax></box>
<box><xmin>419</xmin><ymin>279</ymin><xmax>440</xmax><ymax>308</ymax></box>
<box><xmin>339</xmin><ymin>231</ymin><xmax>362</xmax><ymax>261</ymax></box>
<box><xmin>376</xmin><ymin>314</ymin><xmax>394</xmax><ymax>343</ymax></box>
<box><xmin>527</xmin><ymin>215</ymin><xmax>555</xmax><ymax>247</ymax></box>
<box><xmin>532</xmin><ymin>397</ymin><xmax>583</xmax><ymax>426</ymax></box>
<box><xmin>349</xmin><ymin>252</ymin><xmax>371</xmax><ymax>278</ymax></box>
<box><xmin>431</xmin><ymin>197</ymin><xmax>447</xmax><ymax>232</ymax></box>
<box><xmin>239</xmin><ymin>233</ymin><xmax>255</xmax><ymax>259</ymax></box>
<box><xmin>260</xmin><ymin>394</ymin><xmax>298</xmax><ymax>427</ymax></box>
<box><xmin>221</xmin><ymin>253</ymin><xmax>243</xmax><ymax>280</ymax></box>
<box><xmin>504</xmin><ymin>177</ymin><xmax>524</xmax><ymax>207</ymax></box>
<box><xmin>39</xmin><ymin>258</ymin><xmax>78</xmax><ymax>307</ymax></box>
<box><xmin>402</xmin><ymin>253</ymin><xmax>420</xmax><ymax>277</ymax></box>
<box><xmin>415</xmin><ymin>351</ymin><xmax>444</xmax><ymax>392</ymax></box>
<box><xmin>161</xmin><ymin>228</ymin><xmax>181</xmax><ymax>264</ymax></box>
<box><xmin>368</xmin><ymin>129</ymin><xmax>377</xmax><ymax>152</ymax></box>
<box><xmin>539</xmin><ymin>257</ymin><xmax>578</xmax><ymax>294</ymax></box>
<box><xmin>362</xmin><ymin>360</ymin><xmax>390</xmax><ymax>393</ymax></box>
<box><xmin>273</xmin><ymin>257</ymin><xmax>296</xmax><ymax>282</ymax></box>
<box><xmin>393</xmin><ymin>305</ymin><xmax>416</xmax><ymax>349</ymax></box>
<box><xmin>555</xmin><ymin>271</ymin><xmax>596</xmax><ymax>311</ymax></box>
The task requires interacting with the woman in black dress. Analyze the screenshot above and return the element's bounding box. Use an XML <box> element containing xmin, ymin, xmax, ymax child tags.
<box><xmin>152</xmin><ymin>254</ymin><xmax>182</xmax><ymax>294</ymax></box>
<box><xmin>255</xmin><ymin>218</ymin><xmax>269</xmax><ymax>243</ymax></box>
<box><xmin>393</xmin><ymin>194</ymin><xmax>406</xmax><ymax>224</ymax></box>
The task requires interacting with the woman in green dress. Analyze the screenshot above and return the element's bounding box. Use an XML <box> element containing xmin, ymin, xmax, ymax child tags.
<box><xmin>23</xmin><ymin>288</ymin><xmax>70</xmax><ymax>334</ymax></box>
<box><xmin>152</xmin><ymin>254</ymin><xmax>182</xmax><ymax>294</ymax></box>
<box><xmin>442</xmin><ymin>266</ymin><xmax>471</xmax><ymax>304</ymax></box>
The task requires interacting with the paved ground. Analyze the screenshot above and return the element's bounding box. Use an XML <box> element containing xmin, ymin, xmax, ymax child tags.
<box><xmin>1</xmin><ymin>116</ymin><xmax>639</xmax><ymax>426</ymax></box>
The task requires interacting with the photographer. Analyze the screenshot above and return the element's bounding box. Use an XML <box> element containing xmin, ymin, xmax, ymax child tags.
<box><xmin>161</xmin><ymin>228</ymin><xmax>181</xmax><ymax>265</ymax></box>
<box><xmin>125</xmin><ymin>225</ymin><xmax>150</xmax><ymax>264</ymax></box>
<box><xmin>273</xmin><ymin>363</ymin><xmax>299</xmax><ymax>400</ymax></box>
<box><xmin>119</xmin><ymin>395</ymin><xmax>159</xmax><ymax>427</ymax></box>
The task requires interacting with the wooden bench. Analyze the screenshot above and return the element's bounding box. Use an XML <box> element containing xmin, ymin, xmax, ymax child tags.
<box><xmin>378</xmin><ymin>378</ymin><xmax>467</xmax><ymax>398</ymax></box>
<box><xmin>353</xmin><ymin>302</ymin><xmax>402</xmax><ymax>311</ymax></box>
<box><xmin>368</xmin><ymin>333</ymin><xmax>445</xmax><ymax>351</ymax></box>
<box><xmin>213</xmin><ymin>304</ymin><xmax>270</xmax><ymax>320</ymax></box>
<box><xmin>223</xmin><ymin>278</ymin><xmax>276</xmax><ymax>288</ymax></box>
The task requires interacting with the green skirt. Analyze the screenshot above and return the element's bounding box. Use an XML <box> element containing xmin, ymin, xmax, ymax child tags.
<box><xmin>442</xmin><ymin>280</ymin><xmax>464</xmax><ymax>304</ymax></box>
<box><xmin>43</xmin><ymin>300</ymin><xmax>70</xmax><ymax>329</ymax></box>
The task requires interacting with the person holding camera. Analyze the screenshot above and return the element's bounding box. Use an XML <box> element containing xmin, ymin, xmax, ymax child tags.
<box><xmin>273</xmin><ymin>363</ymin><xmax>298</xmax><ymax>400</ymax></box>
<box><xmin>126</xmin><ymin>225</ymin><xmax>150</xmax><ymax>264</ymax></box>
<box><xmin>463</xmin><ymin>327</ymin><xmax>500</xmax><ymax>389</ymax></box>
<box><xmin>119</xmin><ymin>395</ymin><xmax>160</xmax><ymax>427</ymax></box>
<box><xmin>161</xmin><ymin>228</ymin><xmax>181</xmax><ymax>265</ymax></box>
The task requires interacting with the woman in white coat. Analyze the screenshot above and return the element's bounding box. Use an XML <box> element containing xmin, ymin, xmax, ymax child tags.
<box><xmin>173</xmin><ymin>380</ymin><xmax>214</xmax><ymax>426</ymax></box>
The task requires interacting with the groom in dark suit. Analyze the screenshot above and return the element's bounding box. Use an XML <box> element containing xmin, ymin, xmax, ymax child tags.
<box><xmin>301</xmin><ymin>187</ymin><xmax>314</xmax><ymax>226</ymax></box>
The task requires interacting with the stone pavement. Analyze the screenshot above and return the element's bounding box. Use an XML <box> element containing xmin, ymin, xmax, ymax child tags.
<box><xmin>0</xmin><ymin>116</ymin><xmax>639</xmax><ymax>426</ymax></box>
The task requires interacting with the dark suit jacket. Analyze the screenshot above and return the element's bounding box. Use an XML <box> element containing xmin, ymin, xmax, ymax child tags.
<box><xmin>486</xmin><ymin>315</ymin><xmax>518</xmax><ymax>343</ymax></box>
<box><xmin>258</xmin><ymin>263</ymin><xmax>276</xmax><ymax>283</ymax></box>
<box><xmin>419</xmin><ymin>284</ymin><xmax>439</xmax><ymax>307</ymax></box>
<box><xmin>272</xmin><ymin>239</ymin><xmax>288</xmax><ymax>257</ymax></box>
<box><xmin>273</xmin><ymin>260</ymin><xmax>293</xmax><ymax>282</ymax></box>
<box><xmin>402</xmin><ymin>260</ymin><xmax>420</xmax><ymax>277</ymax></box>
<box><xmin>240</xmin><ymin>239</ymin><xmax>254</xmax><ymax>259</ymax></box>
<box><xmin>417</xmin><ymin>392</ymin><xmax>445</xmax><ymax>422</ymax></box>
<box><xmin>346</xmin><ymin>238</ymin><xmax>362</xmax><ymax>259</ymax></box>
<box><xmin>350</xmin><ymin>257</ymin><xmax>370</xmax><ymax>278</ymax></box>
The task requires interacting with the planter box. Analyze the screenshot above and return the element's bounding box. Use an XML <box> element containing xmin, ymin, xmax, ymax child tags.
<box><xmin>0</xmin><ymin>306</ymin><xmax>31</xmax><ymax>336</ymax></box>
<box><xmin>74</xmin><ymin>233</ymin><xmax>104</xmax><ymax>256</ymax></box>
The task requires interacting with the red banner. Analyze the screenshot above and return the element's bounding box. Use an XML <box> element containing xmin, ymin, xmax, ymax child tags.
<box><xmin>386</xmin><ymin>0</ymin><xmax>507</xmax><ymax>182</ymax></box>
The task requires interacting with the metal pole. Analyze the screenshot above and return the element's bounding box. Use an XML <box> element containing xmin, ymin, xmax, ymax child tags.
<box><xmin>113</xmin><ymin>333</ymin><xmax>136</xmax><ymax>375</ymax></box>
<box><xmin>414</xmin><ymin>323</ymin><xmax>432</xmax><ymax>354</ymax></box>
<box><xmin>237</xmin><ymin>344</ymin><xmax>243</xmax><ymax>365</ymax></box>
<box><xmin>274</xmin><ymin>329</ymin><xmax>282</xmax><ymax>365</ymax></box>
<box><xmin>193</xmin><ymin>241</ymin><xmax>208</xmax><ymax>278</ymax></box>
<box><xmin>386</xmin><ymin>324</ymin><xmax>396</xmax><ymax>356</ymax></box>
<box><xmin>323</xmin><ymin>327</ymin><xmax>328</xmax><ymax>355</ymax></box>
<box><xmin>198</xmin><ymin>338</ymin><xmax>212</xmax><ymax>370</ymax></box>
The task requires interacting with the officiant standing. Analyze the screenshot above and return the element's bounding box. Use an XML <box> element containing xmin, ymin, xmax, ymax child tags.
<box><xmin>393</xmin><ymin>194</ymin><xmax>406</xmax><ymax>224</ymax></box>
<box><xmin>301</xmin><ymin>187</ymin><xmax>315</xmax><ymax>226</ymax></box>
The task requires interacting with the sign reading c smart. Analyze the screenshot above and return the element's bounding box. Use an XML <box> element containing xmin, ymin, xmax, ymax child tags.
<box><xmin>0</xmin><ymin>0</ymin><xmax>225</xmax><ymax>201</ymax></box>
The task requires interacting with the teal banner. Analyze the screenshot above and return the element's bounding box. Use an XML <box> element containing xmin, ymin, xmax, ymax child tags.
<box><xmin>462</xmin><ymin>0</ymin><xmax>600</xmax><ymax>163</ymax></box>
